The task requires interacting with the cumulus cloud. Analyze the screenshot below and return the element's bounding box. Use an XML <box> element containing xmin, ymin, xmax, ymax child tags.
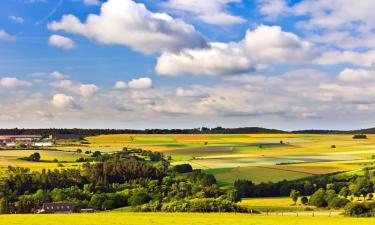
<box><xmin>315</xmin><ymin>50</ymin><xmax>375</xmax><ymax>67</ymax></box>
<box><xmin>258</xmin><ymin>0</ymin><xmax>289</xmax><ymax>20</ymax></box>
<box><xmin>127</xmin><ymin>77</ymin><xmax>153</xmax><ymax>89</ymax></box>
<box><xmin>47</xmin><ymin>0</ymin><xmax>206</xmax><ymax>54</ymax></box>
<box><xmin>51</xmin><ymin>93</ymin><xmax>79</xmax><ymax>109</ymax></box>
<box><xmin>162</xmin><ymin>0</ymin><xmax>245</xmax><ymax>25</ymax></box>
<box><xmin>51</xmin><ymin>79</ymin><xmax>99</xmax><ymax>98</ymax></box>
<box><xmin>9</xmin><ymin>16</ymin><xmax>24</xmax><ymax>24</ymax></box>
<box><xmin>0</xmin><ymin>77</ymin><xmax>31</xmax><ymax>88</ymax></box>
<box><xmin>338</xmin><ymin>68</ymin><xmax>375</xmax><ymax>83</ymax></box>
<box><xmin>48</xmin><ymin>34</ymin><xmax>76</xmax><ymax>49</ymax></box>
<box><xmin>50</xmin><ymin>71</ymin><xmax>69</xmax><ymax>79</ymax></box>
<box><xmin>0</xmin><ymin>30</ymin><xmax>16</xmax><ymax>42</ymax></box>
<box><xmin>114</xmin><ymin>81</ymin><xmax>127</xmax><ymax>89</ymax></box>
<box><xmin>79</xmin><ymin>84</ymin><xmax>99</xmax><ymax>97</ymax></box>
<box><xmin>156</xmin><ymin>25</ymin><xmax>316</xmax><ymax>76</ymax></box>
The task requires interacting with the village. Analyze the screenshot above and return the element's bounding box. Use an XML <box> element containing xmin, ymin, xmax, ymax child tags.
<box><xmin>0</xmin><ymin>134</ymin><xmax>81</xmax><ymax>147</ymax></box>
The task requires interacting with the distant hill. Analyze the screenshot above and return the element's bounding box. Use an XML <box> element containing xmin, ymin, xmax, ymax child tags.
<box><xmin>0</xmin><ymin>127</ymin><xmax>286</xmax><ymax>136</ymax></box>
<box><xmin>1</xmin><ymin>126</ymin><xmax>375</xmax><ymax>136</ymax></box>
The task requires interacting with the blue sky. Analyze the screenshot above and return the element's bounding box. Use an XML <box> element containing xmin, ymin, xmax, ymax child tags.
<box><xmin>1</xmin><ymin>0</ymin><xmax>375</xmax><ymax>130</ymax></box>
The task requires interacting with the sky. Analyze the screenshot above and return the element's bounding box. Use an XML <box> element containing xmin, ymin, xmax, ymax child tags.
<box><xmin>1</xmin><ymin>0</ymin><xmax>375</xmax><ymax>130</ymax></box>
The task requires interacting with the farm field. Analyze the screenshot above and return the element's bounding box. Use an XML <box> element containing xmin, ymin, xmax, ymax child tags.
<box><xmin>83</xmin><ymin>133</ymin><xmax>375</xmax><ymax>184</ymax></box>
<box><xmin>0</xmin><ymin>212</ymin><xmax>374</xmax><ymax>225</ymax></box>
<box><xmin>0</xmin><ymin>150</ymin><xmax>85</xmax><ymax>172</ymax></box>
<box><xmin>1</xmin><ymin>133</ymin><xmax>375</xmax><ymax>184</ymax></box>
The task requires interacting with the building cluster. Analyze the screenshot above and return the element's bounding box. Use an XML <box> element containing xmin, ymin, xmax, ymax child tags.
<box><xmin>0</xmin><ymin>134</ymin><xmax>81</xmax><ymax>147</ymax></box>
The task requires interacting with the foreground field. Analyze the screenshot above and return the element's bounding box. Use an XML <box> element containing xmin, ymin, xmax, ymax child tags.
<box><xmin>0</xmin><ymin>213</ymin><xmax>373</xmax><ymax>225</ymax></box>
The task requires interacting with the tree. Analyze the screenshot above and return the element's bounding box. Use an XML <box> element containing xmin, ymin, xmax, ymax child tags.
<box><xmin>91</xmin><ymin>151</ymin><xmax>101</xmax><ymax>158</ymax></box>
<box><xmin>174</xmin><ymin>164</ymin><xmax>193</xmax><ymax>173</ymax></box>
<box><xmin>228</xmin><ymin>190</ymin><xmax>241</xmax><ymax>203</ymax></box>
<box><xmin>28</xmin><ymin>152</ymin><xmax>41</xmax><ymax>162</ymax></box>
<box><xmin>339</xmin><ymin>187</ymin><xmax>350</xmax><ymax>198</ymax></box>
<box><xmin>290</xmin><ymin>189</ymin><xmax>300</xmax><ymax>205</ymax></box>
<box><xmin>234</xmin><ymin>180</ymin><xmax>254</xmax><ymax>198</ymax></box>
<box><xmin>301</xmin><ymin>196</ymin><xmax>308</xmax><ymax>205</ymax></box>
<box><xmin>129</xmin><ymin>191</ymin><xmax>151</xmax><ymax>207</ymax></box>
<box><xmin>0</xmin><ymin>198</ymin><xmax>8</xmax><ymax>214</ymax></box>
<box><xmin>309</xmin><ymin>188</ymin><xmax>327</xmax><ymax>207</ymax></box>
<box><xmin>349</xmin><ymin>177</ymin><xmax>373</xmax><ymax>201</ymax></box>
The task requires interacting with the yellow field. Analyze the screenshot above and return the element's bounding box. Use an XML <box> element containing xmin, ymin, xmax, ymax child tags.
<box><xmin>0</xmin><ymin>213</ymin><xmax>373</xmax><ymax>225</ymax></box>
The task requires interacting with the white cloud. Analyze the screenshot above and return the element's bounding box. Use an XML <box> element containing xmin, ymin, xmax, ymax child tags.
<box><xmin>51</xmin><ymin>93</ymin><xmax>79</xmax><ymax>109</ymax></box>
<box><xmin>79</xmin><ymin>84</ymin><xmax>99</xmax><ymax>97</ymax></box>
<box><xmin>338</xmin><ymin>68</ymin><xmax>375</xmax><ymax>83</ymax></box>
<box><xmin>156</xmin><ymin>25</ymin><xmax>316</xmax><ymax>76</ymax></box>
<box><xmin>258</xmin><ymin>0</ymin><xmax>289</xmax><ymax>20</ymax></box>
<box><xmin>0</xmin><ymin>77</ymin><xmax>31</xmax><ymax>88</ymax></box>
<box><xmin>315</xmin><ymin>50</ymin><xmax>375</xmax><ymax>67</ymax></box>
<box><xmin>162</xmin><ymin>0</ymin><xmax>245</xmax><ymax>25</ymax></box>
<box><xmin>114</xmin><ymin>81</ymin><xmax>127</xmax><ymax>89</ymax></box>
<box><xmin>50</xmin><ymin>71</ymin><xmax>69</xmax><ymax>79</ymax></box>
<box><xmin>48</xmin><ymin>34</ymin><xmax>76</xmax><ymax>49</ymax></box>
<box><xmin>128</xmin><ymin>77</ymin><xmax>153</xmax><ymax>89</ymax></box>
<box><xmin>48</xmin><ymin>0</ymin><xmax>206</xmax><ymax>54</ymax></box>
<box><xmin>156</xmin><ymin>42</ymin><xmax>253</xmax><ymax>76</ymax></box>
<box><xmin>293</xmin><ymin>0</ymin><xmax>375</xmax><ymax>30</ymax></box>
<box><xmin>83</xmin><ymin>0</ymin><xmax>100</xmax><ymax>6</ymax></box>
<box><xmin>9</xmin><ymin>16</ymin><xmax>24</xmax><ymax>24</ymax></box>
<box><xmin>0</xmin><ymin>30</ymin><xmax>16</xmax><ymax>42</ymax></box>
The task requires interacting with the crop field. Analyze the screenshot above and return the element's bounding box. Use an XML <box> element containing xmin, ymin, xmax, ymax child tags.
<box><xmin>81</xmin><ymin>133</ymin><xmax>375</xmax><ymax>184</ymax></box>
<box><xmin>1</xmin><ymin>133</ymin><xmax>375</xmax><ymax>184</ymax></box>
<box><xmin>0</xmin><ymin>213</ymin><xmax>374</xmax><ymax>225</ymax></box>
<box><xmin>0</xmin><ymin>150</ymin><xmax>85</xmax><ymax>172</ymax></box>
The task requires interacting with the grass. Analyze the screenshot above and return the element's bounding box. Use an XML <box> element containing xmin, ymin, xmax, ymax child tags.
<box><xmin>206</xmin><ymin>166</ymin><xmax>311</xmax><ymax>185</ymax></box>
<box><xmin>0</xmin><ymin>213</ymin><xmax>374</xmax><ymax>225</ymax></box>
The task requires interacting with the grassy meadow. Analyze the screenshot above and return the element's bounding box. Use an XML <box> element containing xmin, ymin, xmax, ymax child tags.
<box><xmin>0</xmin><ymin>212</ymin><xmax>374</xmax><ymax>225</ymax></box>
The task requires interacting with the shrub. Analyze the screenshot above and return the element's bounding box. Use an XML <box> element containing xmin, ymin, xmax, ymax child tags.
<box><xmin>301</xmin><ymin>196</ymin><xmax>308</xmax><ymax>205</ymax></box>
<box><xmin>129</xmin><ymin>191</ymin><xmax>152</xmax><ymax>207</ymax></box>
<box><xmin>174</xmin><ymin>164</ymin><xmax>193</xmax><ymax>173</ymax></box>
<box><xmin>344</xmin><ymin>202</ymin><xmax>375</xmax><ymax>217</ymax></box>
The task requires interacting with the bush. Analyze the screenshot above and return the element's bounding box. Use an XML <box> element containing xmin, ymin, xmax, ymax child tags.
<box><xmin>161</xmin><ymin>198</ymin><xmax>253</xmax><ymax>213</ymax></box>
<box><xmin>328</xmin><ymin>197</ymin><xmax>350</xmax><ymax>209</ymax></box>
<box><xmin>353</xmin><ymin>134</ymin><xmax>368</xmax><ymax>139</ymax></box>
<box><xmin>174</xmin><ymin>164</ymin><xmax>193</xmax><ymax>173</ymax></box>
<box><xmin>129</xmin><ymin>191</ymin><xmax>152</xmax><ymax>207</ymax></box>
<box><xmin>344</xmin><ymin>202</ymin><xmax>375</xmax><ymax>217</ymax></box>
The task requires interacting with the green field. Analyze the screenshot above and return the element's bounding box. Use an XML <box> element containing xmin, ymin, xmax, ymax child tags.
<box><xmin>0</xmin><ymin>212</ymin><xmax>374</xmax><ymax>225</ymax></box>
<box><xmin>1</xmin><ymin>133</ymin><xmax>374</xmax><ymax>184</ymax></box>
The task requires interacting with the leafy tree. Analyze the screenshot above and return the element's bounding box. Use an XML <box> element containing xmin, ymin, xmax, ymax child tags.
<box><xmin>309</xmin><ymin>188</ymin><xmax>327</xmax><ymax>207</ymax></box>
<box><xmin>234</xmin><ymin>180</ymin><xmax>254</xmax><ymax>198</ymax></box>
<box><xmin>301</xmin><ymin>196</ymin><xmax>308</xmax><ymax>205</ymax></box>
<box><xmin>0</xmin><ymin>198</ymin><xmax>8</xmax><ymax>214</ymax></box>
<box><xmin>174</xmin><ymin>164</ymin><xmax>193</xmax><ymax>173</ymax></box>
<box><xmin>290</xmin><ymin>189</ymin><xmax>300</xmax><ymax>205</ymax></box>
<box><xmin>339</xmin><ymin>186</ymin><xmax>350</xmax><ymax>198</ymax></box>
<box><xmin>91</xmin><ymin>151</ymin><xmax>101</xmax><ymax>158</ymax></box>
<box><xmin>129</xmin><ymin>191</ymin><xmax>151</xmax><ymax>207</ymax></box>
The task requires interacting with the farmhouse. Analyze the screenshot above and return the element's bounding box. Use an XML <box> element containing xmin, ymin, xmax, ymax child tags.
<box><xmin>0</xmin><ymin>135</ymin><xmax>43</xmax><ymax>146</ymax></box>
<box><xmin>38</xmin><ymin>202</ymin><xmax>77</xmax><ymax>214</ymax></box>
